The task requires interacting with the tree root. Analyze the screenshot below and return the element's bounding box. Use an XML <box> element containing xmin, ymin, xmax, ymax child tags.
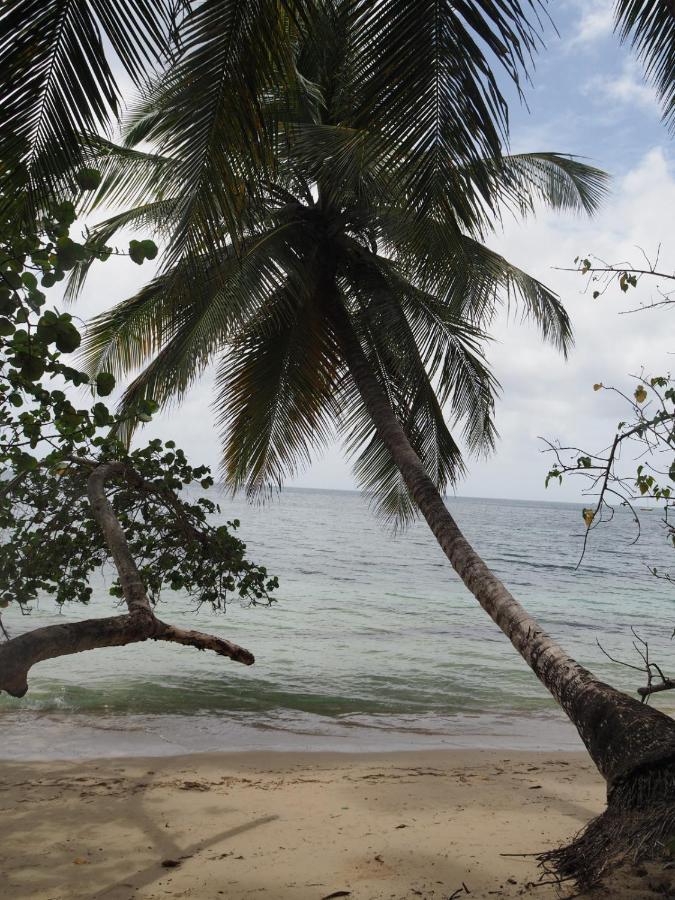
<box><xmin>538</xmin><ymin>760</ymin><xmax>675</xmax><ymax>891</ymax></box>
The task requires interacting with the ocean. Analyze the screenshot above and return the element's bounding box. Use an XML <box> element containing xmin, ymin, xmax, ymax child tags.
<box><xmin>1</xmin><ymin>489</ymin><xmax>673</xmax><ymax>759</ymax></box>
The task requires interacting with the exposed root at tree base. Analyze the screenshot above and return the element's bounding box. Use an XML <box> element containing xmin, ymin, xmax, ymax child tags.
<box><xmin>538</xmin><ymin>762</ymin><xmax>675</xmax><ymax>892</ymax></box>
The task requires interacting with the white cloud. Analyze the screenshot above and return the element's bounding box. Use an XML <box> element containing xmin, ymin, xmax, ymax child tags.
<box><xmin>584</xmin><ymin>59</ymin><xmax>659</xmax><ymax>113</ymax></box>
<box><xmin>567</xmin><ymin>0</ymin><xmax>614</xmax><ymax>47</ymax></box>
<box><xmin>461</xmin><ymin>147</ymin><xmax>675</xmax><ymax>501</ymax></box>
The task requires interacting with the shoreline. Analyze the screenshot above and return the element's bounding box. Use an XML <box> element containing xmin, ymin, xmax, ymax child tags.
<box><xmin>1</xmin><ymin>748</ymin><xmax>605</xmax><ymax>899</ymax></box>
<box><xmin>0</xmin><ymin>707</ymin><xmax>588</xmax><ymax>761</ymax></box>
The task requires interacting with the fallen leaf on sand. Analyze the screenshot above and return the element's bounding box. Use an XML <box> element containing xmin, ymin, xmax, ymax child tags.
<box><xmin>72</xmin><ymin>858</ymin><xmax>88</xmax><ymax>865</ymax></box>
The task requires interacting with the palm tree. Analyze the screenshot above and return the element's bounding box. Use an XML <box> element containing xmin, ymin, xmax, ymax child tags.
<box><xmin>59</xmin><ymin>1</ymin><xmax>675</xmax><ymax>887</ymax></box>
<box><xmin>3</xmin><ymin>0</ymin><xmax>675</xmax><ymax>887</ymax></box>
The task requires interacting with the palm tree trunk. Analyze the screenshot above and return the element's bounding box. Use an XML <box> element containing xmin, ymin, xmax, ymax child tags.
<box><xmin>332</xmin><ymin>297</ymin><xmax>675</xmax><ymax>883</ymax></box>
<box><xmin>330</xmin><ymin>298</ymin><xmax>675</xmax><ymax>793</ymax></box>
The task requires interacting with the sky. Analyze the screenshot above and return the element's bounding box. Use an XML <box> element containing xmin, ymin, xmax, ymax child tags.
<box><xmin>72</xmin><ymin>0</ymin><xmax>675</xmax><ymax>504</ymax></box>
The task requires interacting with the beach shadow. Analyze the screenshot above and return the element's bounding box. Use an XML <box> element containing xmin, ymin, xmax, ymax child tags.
<box><xmin>91</xmin><ymin>811</ymin><xmax>279</xmax><ymax>899</ymax></box>
<box><xmin>0</xmin><ymin>763</ymin><xmax>279</xmax><ymax>900</ymax></box>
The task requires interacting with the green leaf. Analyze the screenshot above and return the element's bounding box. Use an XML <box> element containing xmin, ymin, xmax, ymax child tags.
<box><xmin>140</xmin><ymin>239</ymin><xmax>158</xmax><ymax>260</ymax></box>
<box><xmin>92</xmin><ymin>402</ymin><xmax>110</xmax><ymax>427</ymax></box>
<box><xmin>3</xmin><ymin>271</ymin><xmax>22</xmax><ymax>290</ymax></box>
<box><xmin>54</xmin><ymin>321</ymin><xmax>81</xmax><ymax>353</ymax></box>
<box><xmin>75</xmin><ymin>168</ymin><xmax>102</xmax><ymax>191</ymax></box>
<box><xmin>20</xmin><ymin>355</ymin><xmax>46</xmax><ymax>381</ymax></box>
<box><xmin>95</xmin><ymin>372</ymin><xmax>116</xmax><ymax>397</ymax></box>
<box><xmin>128</xmin><ymin>238</ymin><xmax>159</xmax><ymax>265</ymax></box>
<box><xmin>128</xmin><ymin>239</ymin><xmax>145</xmax><ymax>265</ymax></box>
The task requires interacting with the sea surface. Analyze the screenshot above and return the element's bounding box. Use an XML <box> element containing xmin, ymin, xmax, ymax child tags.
<box><xmin>1</xmin><ymin>489</ymin><xmax>674</xmax><ymax>759</ymax></box>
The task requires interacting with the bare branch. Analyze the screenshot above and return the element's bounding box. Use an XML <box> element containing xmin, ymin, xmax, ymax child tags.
<box><xmin>596</xmin><ymin>635</ymin><xmax>674</xmax><ymax>703</ymax></box>
<box><xmin>555</xmin><ymin>264</ymin><xmax>675</xmax><ymax>281</ymax></box>
<box><xmin>637</xmin><ymin>679</ymin><xmax>675</xmax><ymax>698</ymax></box>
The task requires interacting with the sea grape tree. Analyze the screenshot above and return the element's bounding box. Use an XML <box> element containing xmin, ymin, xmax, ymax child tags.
<box><xmin>0</xmin><ymin>176</ymin><xmax>277</xmax><ymax>697</ymax></box>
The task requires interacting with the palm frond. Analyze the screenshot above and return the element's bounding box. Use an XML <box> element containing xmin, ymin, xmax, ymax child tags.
<box><xmin>374</xmin><ymin>211</ymin><xmax>573</xmax><ymax>357</ymax></box>
<box><xmin>65</xmin><ymin>199</ymin><xmax>178</xmax><ymax>304</ymax></box>
<box><xmin>82</xmin><ymin>247</ymin><xmax>247</xmax><ymax>444</ymax></box>
<box><xmin>479</xmin><ymin>152</ymin><xmax>610</xmax><ymax>218</ymax></box>
<box><xmin>349</xmin><ymin>0</ymin><xmax>549</xmax><ymax>231</ymax></box>
<box><xmin>615</xmin><ymin>0</ymin><xmax>675</xmax><ymax>131</ymax></box>
<box><xmin>137</xmin><ymin>0</ymin><xmax>301</xmax><ymax>261</ymax></box>
<box><xmin>340</xmin><ymin>326</ymin><xmax>466</xmax><ymax>529</ymax></box>
<box><xmin>454</xmin><ymin>235</ymin><xmax>573</xmax><ymax>356</ymax></box>
<box><xmin>82</xmin><ymin>251</ymin><xmax>250</xmax><ymax>380</ymax></box>
<box><xmin>78</xmin><ymin>135</ymin><xmax>175</xmax><ymax>214</ymax></box>
<box><xmin>216</xmin><ymin>288</ymin><xmax>342</xmax><ymax>498</ymax></box>
<box><xmin>395</xmin><ymin>282</ymin><xmax>500</xmax><ymax>454</ymax></box>
<box><xmin>339</xmin><ymin>253</ymin><xmax>482</xmax><ymax>527</ymax></box>
<box><xmin>341</xmin><ymin>238</ymin><xmax>500</xmax><ymax>449</ymax></box>
<box><xmin>286</xmin><ymin>124</ymin><xmax>397</xmax><ymax>208</ymax></box>
<box><xmin>0</xmin><ymin>0</ymin><xmax>177</xmax><ymax>205</ymax></box>
<box><xmin>82</xmin><ymin>216</ymin><xmax>317</xmax><ymax>399</ymax></box>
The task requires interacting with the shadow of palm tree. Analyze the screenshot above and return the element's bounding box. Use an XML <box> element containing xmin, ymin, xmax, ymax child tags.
<box><xmin>91</xmin><ymin>809</ymin><xmax>278</xmax><ymax>899</ymax></box>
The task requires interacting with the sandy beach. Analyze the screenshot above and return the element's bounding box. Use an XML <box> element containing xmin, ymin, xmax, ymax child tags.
<box><xmin>0</xmin><ymin>749</ymin><xmax>611</xmax><ymax>900</ymax></box>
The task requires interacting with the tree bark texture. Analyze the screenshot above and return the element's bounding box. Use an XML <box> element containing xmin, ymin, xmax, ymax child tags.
<box><xmin>0</xmin><ymin>614</ymin><xmax>254</xmax><ymax>698</ymax></box>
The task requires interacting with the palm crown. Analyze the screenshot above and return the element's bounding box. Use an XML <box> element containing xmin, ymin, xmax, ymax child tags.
<box><xmin>63</xmin><ymin>1</ymin><xmax>608</xmax><ymax>525</ymax></box>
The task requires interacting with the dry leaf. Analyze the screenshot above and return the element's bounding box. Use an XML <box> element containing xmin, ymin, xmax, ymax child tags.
<box><xmin>582</xmin><ymin>508</ymin><xmax>595</xmax><ymax>528</ymax></box>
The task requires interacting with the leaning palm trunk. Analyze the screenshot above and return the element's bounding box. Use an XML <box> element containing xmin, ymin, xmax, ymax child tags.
<box><xmin>331</xmin><ymin>297</ymin><xmax>675</xmax><ymax>887</ymax></box>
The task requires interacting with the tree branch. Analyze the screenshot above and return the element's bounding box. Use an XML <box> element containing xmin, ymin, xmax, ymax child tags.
<box><xmin>597</xmin><ymin>633</ymin><xmax>674</xmax><ymax>704</ymax></box>
<box><xmin>153</xmin><ymin>621</ymin><xmax>255</xmax><ymax>665</ymax></box>
<box><xmin>86</xmin><ymin>462</ymin><xmax>154</xmax><ymax>622</ymax></box>
<box><xmin>555</xmin><ymin>264</ymin><xmax>675</xmax><ymax>281</ymax></box>
<box><xmin>0</xmin><ymin>459</ymin><xmax>256</xmax><ymax>698</ymax></box>
<box><xmin>637</xmin><ymin>680</ymin><xmax>675</xmax><ymax>698</ymax></box>
<box><xmin>0</xmin><ymin>613</ymin><xmax>254</xmax><ymax>698</ymax></box>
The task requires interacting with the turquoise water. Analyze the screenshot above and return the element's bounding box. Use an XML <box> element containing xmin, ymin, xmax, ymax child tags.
<box><xmin>1</xmin><ymin>489</ymin><xmax>673</xmax><ymax>758</ymax></box>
